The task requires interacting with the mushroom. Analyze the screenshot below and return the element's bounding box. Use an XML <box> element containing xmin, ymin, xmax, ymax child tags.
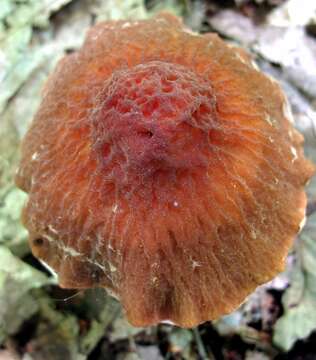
<box><xmin>15</xmin><ymin>13</ymin><xmax>314</xmax><ymax>327</ymax></box>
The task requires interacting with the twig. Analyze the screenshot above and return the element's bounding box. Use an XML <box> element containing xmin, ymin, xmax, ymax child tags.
<box><xmin>193</xmin><ymin>327</ymin><xmax>215</xmax><ymax>360</ymax></box>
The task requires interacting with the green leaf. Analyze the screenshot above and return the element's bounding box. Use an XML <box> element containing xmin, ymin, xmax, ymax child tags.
<box><xmin>169</xmin><ymin>328</ymin><xmax>193</xmax><ymax>353</ymax></box>
<box><xmin>0</xmin><ymin>188</ymin><xmax>28</xmax><ymax>255</ymax></box>
<box><xmin>146</xmin><ymin>0</ymin><xmax>187</xmax><ymax>18</ymax></box>
<box><xmin>0</xmin><ymin>0</ymin><xmax>74</xmax><ymax>114</ymax></box>
<box><xmin>78</xmin><ymin>289</ymin><xmax>121</xmax><ymax>355</ymax></box>
<box><xmin>93</xmin><ymin>0</ymin><xmax>147</xmax><ymax>22</ymax></box>
<box><xmin>273</xmin><ymin>211</ymin><xmax>316</xmax><ymax>351</ymax></box>
<box><xmin>1</xmin><ymin>0</ymin><xmax>74</xmax><ymax>30</ymax></box>
<box><xmin>26</xmin><ymin>295</ymin><xmax>85</xmax><ymax>360</ymax></box>
<box><xmin>0</xmin><ymin>246</ymin><xmax>54</xmax><ymax>344</ymax></box>
<box><xmin>24</xmin><ymin>290</ymin><xmax>120</xmax><ymax>358</ymax></box>
<box><xmin>109</xmin><ymin>316</ymin><xmax>144</xmax><ymax>342</ymax></box>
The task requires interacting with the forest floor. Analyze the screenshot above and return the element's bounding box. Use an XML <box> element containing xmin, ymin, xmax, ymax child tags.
<box><xmin>0</xmin><ymin>0</ymin><xmax>316</xmax><ymax>359</ymax></box>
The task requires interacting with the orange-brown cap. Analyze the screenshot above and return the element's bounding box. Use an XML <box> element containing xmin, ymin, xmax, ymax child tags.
<box><xmin>15</xmin><ymin>13</ymin><xmax>314</xmax><ymax>327</ymax></box>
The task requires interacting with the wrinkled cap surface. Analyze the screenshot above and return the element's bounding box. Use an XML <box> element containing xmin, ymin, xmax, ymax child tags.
<box><xmin>16</xmin><ymin>13</ymin><xmax>314</xmax><ymax>327</ymax></box>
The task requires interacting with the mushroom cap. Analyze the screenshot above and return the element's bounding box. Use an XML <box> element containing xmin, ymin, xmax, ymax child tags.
<box><xmin>16</xmin><ymin>13</ymin><xmax>314</xmax><ymax>327</ymax></box>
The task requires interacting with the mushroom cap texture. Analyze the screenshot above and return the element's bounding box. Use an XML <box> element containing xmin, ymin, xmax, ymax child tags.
<box><xmin>16</xmin><ymin>13</ymin><xmax>314</xmax><ymax>327</ymax></box>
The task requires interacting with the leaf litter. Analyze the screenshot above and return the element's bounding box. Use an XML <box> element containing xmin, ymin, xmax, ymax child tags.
<box><xmin>0</xmin><ymin>0</ymin><xmax>316</xmax><ymax>358</ymax></box>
